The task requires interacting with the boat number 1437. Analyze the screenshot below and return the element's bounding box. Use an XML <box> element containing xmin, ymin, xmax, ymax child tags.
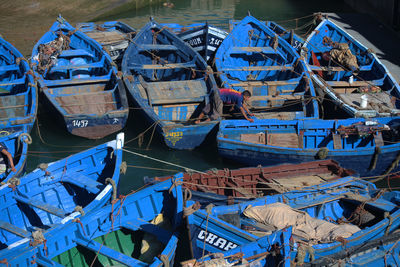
<box><xmin>72</xmin><ymin>120</ymin><xmax>89</xmax><ymax>128</ymax></box>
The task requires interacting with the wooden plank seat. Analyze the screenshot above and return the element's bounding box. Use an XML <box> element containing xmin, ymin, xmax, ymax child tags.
<box><xmin>229</xmin><ymin>46</ymin><xmax>278</xmax><ymax>54</ymax></box>
<box><xmin>230</xmin><ymin>80</ymin><xmax>299</xmax><ymax>87</ymax></box>
<box><xmin>74</xmin><ymin>235</ymin><xmax>146</xmax><ymax>266</ymax></box>
<box><xmin>13</xmin><ymin>195</ymin><xmax>68</xmax><ymax>218</ymax></box>
<box><xmin>123</xmin><ymin>219</ymin><xmax>172</xmax><ymax>244</ymax></box>
<box><xmin>326</xmin><ymin>80</ymin><xmax>383</xmax><ymax>87</ymax></box>
<box><xmin>55</xmin><ymin>91</ymin><xmax>116</xmax><ymax>115</ymax></box>
<box><xmin>0</xmin><ymin>220</ymin><xmax>30</xmax><ymax>237</ymax></box>
<box><xmin>85</xmin><ymin>31</ymin><xmax>127</xmax><ymax>45</ymax></box>
<box><xmin>58</xmin><ymin>49</ymin><xmax>95</xmax><ymax>58</ymax></box>
<box><xmin>61</xmin><ymin>172</ymin><xmax>103</xmax><ymax>194</ymax></box>
<box><xmin>130</xmin><ymin>61</ymin><xmax>196</xmax><ymax>70</ymax></box>
<box><xmin>250</xmin><ymin>94</ymin><xmax>303</xmax><ymax>101</ymax></box>
<box><xmin>309</xmin><ymin>65</ymin><xmax>372</xmax><ymax>72</ymax></box>
<box><xmin>42</xmin><ymin>73</ymin><xmax>111</xmax><ymax>87</ymax></box>
<box><xmin>137</xmin><ymin>44</ymin><xmax>179</xmax><ymax>51</ymax></box>
<box><xmin>0</xmin><ymin>78</ymin><xmax>26</xmax><ymax>88</ymax></box>
<box><xmin>221</xmin><ymin>64</ymin><xmax>293</xmax><ymax>72</ymax></box>
<box><xmin>139</xmin><ymin>79</ymin><xmax>207</xmax><ymax>105</ymax></box>
<box><xmin>0</xmin><ymin>64</ymin><xmax>20</xmax><ymax>72</ymax></box>
<box><xmin>50</xmin><ymin>56</ymin><xmax>105</xmax><ymax>71</ymax></box>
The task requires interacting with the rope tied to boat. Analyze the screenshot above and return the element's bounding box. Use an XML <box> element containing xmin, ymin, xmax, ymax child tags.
<box><xmin>272</xmin><ymin>35</ymin><xmax>279</xmax><ymax>50</ymax></box>
<box><xmin>296</xmin><ymin>244</ymin><xmax>315</xmax><ymax>265</ymax></box>
<box><xmin>72</xmin><ymin>218</ymin><xmax>87</xmax><ymax>236</ymax></box>
<box><xmin>106</xmin><ymin>178</ymin><xmax>117</xmax><ymax>202</ymax></box>
<box><xmin>74</xmin><ymin>205</ymin><xmax>85</xmax><ymax>216</ymax></box>
<box><xmin>120</xmin><ymin>161</ymin><xmax>127</xmax><ymax>174</ymax></box>
<box><xmin>7</xmin><ymin>177</ymin><xmax>20</xmax><ymax>190</ymax></box>
<box><xmin>316</xmin><ymin>147</ymin><xmax>329</xmax><ymax>159</ymax></box>
<box><xmin>159</xmin><ymin>254</ymin><xmax>170</xmax><ymax>267</ymax></box>
<box><xmin>168</xmin><ymin>178</ymin><xmax>183</xmax><ymax>194</ymax></box>
<box><xmin>369</xmin><ymin>146</ymin><xmax>381</xmax><ymax>170</ymax></box>
<box><xmin>18</xmin><ymin>132</ymin><xmax>32</xmax><ymax>145</ymax></box>
<box><xmin>383</xmin><ymin>151</ymin><xmax>400</xmax><ymax>177</ymax></box>
<box><xmin>30</xmin><ymin>229</ymin><xmax>48</xmax><ymax>256</ymax></box>
<box><xmin>384</xmin><ymin>212</ymin><xmax>393</xmax><ymax>236</ymax></box>
<box><xmin>0</xmin><ymin>259</ymin><xmax>8</xmax><ymax>267</ymax></box>
<box><xmin>183</xmin><ymin>201</ymin><xmax>201</xmax><ymax>218</ymax></box>
<box><xmin>184</xmin><ymin>187</ymin><xmax>192</xmax><ymax>202</ymax></box>
<box><xmin>201</xmin><ymin>203</ymin><xmax>215</xmax><ymax>260</ymax></box>
<box><xmin>15</xmin><ymin>57</ymin><xmax>27</xmax><ymax>65</ymax></box>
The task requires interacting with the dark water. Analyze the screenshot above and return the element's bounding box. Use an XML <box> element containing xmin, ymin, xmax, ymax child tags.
<box><xmin>0</xmin><ymin>0</ymin><xmax>356</xmax><ymax>194</ymax></box>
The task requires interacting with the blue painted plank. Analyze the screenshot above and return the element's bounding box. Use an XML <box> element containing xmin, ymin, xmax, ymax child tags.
<box><xmin>13</xmin><ymin>195</ymin><xmax>68</xmax><ymax>218</ymax></box>
<box><xmin>0</xmin><ymin>220</ymin><xmax>30</xmax><ymax>238</ymax></box>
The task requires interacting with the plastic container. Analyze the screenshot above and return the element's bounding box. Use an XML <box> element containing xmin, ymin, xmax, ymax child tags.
<box><xmin>360</xmin><ymin>94</ymin><xmax>368</xmax><ymax>109</ymax></box>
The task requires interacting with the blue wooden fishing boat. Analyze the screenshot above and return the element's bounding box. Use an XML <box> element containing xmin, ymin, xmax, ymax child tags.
<box><xmin>0</xmin><ymin>133</ymin><xmax>124</xmax><ymax>254</ymax></box>
<box><xmin>0</xmin><ymin>127</ymin><xmax>30</xmax><ymax>183</ymax></box>
<box><xmin>302</xmin><ymin>15</ymin><xmax>400</xmax><ymax>118</ymax></box>
<box><xmin>218</xmin><ymin>117</ymin><xmax>400</xmax><ymax>177</ymax></box>
<box><xmin>215</xmin><ymin>15</ymin><xmax>319</xmax><ymax>120</ymax></box>
<box><xmin>1</xmin><ymin>175</ymin><xmax>183</xmax><ymax>267</ymax></box>
<box><xmin>76</xmin><ymin>21</ymin><xmax>136</xmax><ymax>62</ymax></box>
<box><xmin>0</xmin><ymin>35</ymin><xmax>37</xmax><ymax>132</ymax></box>
<box><xmin>31</xmin><ymin>16</ymin><xmax>129</xmax><ymax>139</ymax></box>
<box><xmin>122</xmin><ymin>18</ymin><xmax>219</xmax><ymax>150</ymax></box>
<box><xmin>147</xmin><ymin>159</ymin><xmax>355</xmax><ymax>206</ymax></box>
<box><xmin>162</xmin><ymin>22</ymin><xmax>228</xmax><ymax>64</ymax></box>
<box><xmin>305</xmin><ymin>230</ymin><xmax>400</xmax><ymax>266</ymax></box>
<box><xmin>186</xmin><ymin>176</ymin><xmax>400</xmax><ymax>264</ymax></box>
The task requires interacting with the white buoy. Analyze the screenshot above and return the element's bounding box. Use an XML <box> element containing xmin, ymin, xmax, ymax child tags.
<box><xmin>360</xmin><ymin>94</ymin><xmax>368</xmax><ymax>108</ymax></box>
<box><xmin>349</xmin><ymin>75</ymin><xmax>354</xmax><ymax>84</ymax></box>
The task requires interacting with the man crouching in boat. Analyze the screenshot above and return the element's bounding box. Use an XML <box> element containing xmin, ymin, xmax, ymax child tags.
<box><xmin>0</xmin><ymin>143</ymin><xmax>16</xmax><ymax>174</ymax></box>
<box><xmin>195</xmin><ymin>88</ymin><xmax>254</xmax><ymax>123</ymax></box>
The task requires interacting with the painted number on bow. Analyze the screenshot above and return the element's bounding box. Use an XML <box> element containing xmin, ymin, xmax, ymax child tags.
<box><xmin>72</xmin><ymin>120</ymin><xmax>89</xmax><ymax>128</ymax></box>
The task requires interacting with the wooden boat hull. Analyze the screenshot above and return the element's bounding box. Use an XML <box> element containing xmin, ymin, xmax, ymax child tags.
<box><xmin>218</xmin><ymin>117</ymin><xmax>400</xmax><ymax>177</ymax></box>
<box><xmin>216</xmin><ymin>15</ymin><xmax>319</xmax><ymax>119</ymax></box>
<box><xmin>0</xmin><ymin>133</ymin><xmax>124</xmax><ymax>252</ymax></box>
<box><xmin>302</xmin><ymin>16</ymin><xmax>400</xmax><ymax>118</ymax></box>
<box><xmin>31</xmin><ymin>16</ymin><xmax>129</xmax><ymax>139</ymax></box>
<box><xmin>1</xmin><ymin>177</ymin><xmax>183</xmax><ymax>267</ymax></box>
<box><xmin>0</xmin><ymin>36</ymin><xmax>37</xmax><ymax>132</ymax></box>
<box><xmin>187</xmin><ymin>177</ymin><xmax>400</xmax><ymax>263</ymax></box>
<box><xmin>162</xmin><ymin>22</ymin><xmax>228</xmax><ymax>64</ymax></box>
<box><xmin>77</xmin><ymin>21</ymin><xmax>136</xmax><ymax>62</ymax></box>
<box><xmin>148</xmin><ymin>159</ymin><xmax>355</xmax><ymax>206</ymax></box>
<box><xmin>122</xmin><ymin>19</ymin><xmax>219</xmax><ymax>150</ymax></box>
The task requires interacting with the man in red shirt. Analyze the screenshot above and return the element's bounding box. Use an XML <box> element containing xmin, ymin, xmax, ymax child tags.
<box><xmin>195</xmin><ymin>88</ymin><xmax>254</xmax><ymax>123</ymax></box>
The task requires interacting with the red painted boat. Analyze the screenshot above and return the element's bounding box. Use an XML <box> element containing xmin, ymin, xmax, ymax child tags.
<box><xmin>146</xmin><ymin>160</ymin><xmax>355</xmax><ymax>205</ymax></box>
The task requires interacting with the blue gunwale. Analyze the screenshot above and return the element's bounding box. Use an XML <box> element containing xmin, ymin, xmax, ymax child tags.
<box><xmin>217</xmin><ymin>117</ymin><xmax>400</xmax><ymax>177</ymax></box>
<box><xmin>122</xmin><ymin>19</ymin><xmax>219</xmax><ymax>150</ymax></box>
<box><xmin>31</xmin><ymin>16</ymin><xmax>129</xmax><ymax>139</ymax></box>
<box><xmin>1</xmin><ymin>176</ymin><xmax>183</xmax><ymax>267</ymax></box>
<box><xmin>302</xmin><ymin>17</ymin><xmax>400</xmax><ymax>118</ymax></box>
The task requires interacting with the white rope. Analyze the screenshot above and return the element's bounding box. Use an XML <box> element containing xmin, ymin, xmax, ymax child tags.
<box><xmin>122</xmin><ymin>148</ymin><xmax>207</xmax><ymax>174</ymax></box>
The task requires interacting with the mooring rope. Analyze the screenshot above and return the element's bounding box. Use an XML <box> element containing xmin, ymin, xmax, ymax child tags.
<box><xmin>122</xmin><ymin>148</ymin><xmax>207</xmax><ymax>174</ymax></box>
